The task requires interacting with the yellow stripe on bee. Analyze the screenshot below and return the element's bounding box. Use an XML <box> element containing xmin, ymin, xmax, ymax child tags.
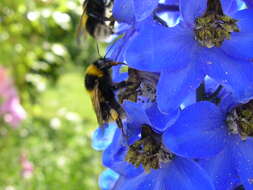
<box><xmin>110</xmin><ymin>109</ymin><xmax>119</xmax><ymax>120</ymax></box>
<box><xmin>86</xmin><ymin>64</ymin><xmax>104</xmax><ymax>77</ymax></box>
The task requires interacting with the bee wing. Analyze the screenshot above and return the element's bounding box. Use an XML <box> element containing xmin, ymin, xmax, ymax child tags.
<box><xmin>90</xmin><ymin>82</ymin><xmax>105</xmax><ymax>126</ymax></box>
<box><xmin>76</xmin><ymin>0</ymin><xmax>88</xmax><ymax>44</ymax></box>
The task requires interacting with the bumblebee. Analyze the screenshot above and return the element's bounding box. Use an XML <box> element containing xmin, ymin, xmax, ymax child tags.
<box><xmin>84</xmin><ymin>58</ymin><xmax>127</xmax><ymax>128</ymax></box>
<box><xmin>77</xmin><ymin>0</ymin><xmax>115</xmax><ymax>42</ymax></box>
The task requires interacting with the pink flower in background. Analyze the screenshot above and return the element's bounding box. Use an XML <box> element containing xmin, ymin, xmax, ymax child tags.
<box><xmin>0</xmin><ymin>67</ymin><xmax>26</xmax><ymax>127</ymax></box>
<box><xmin>20</xmin><ymin>153</ymin><xmax>34</xmax><ymax>179</ymax></box>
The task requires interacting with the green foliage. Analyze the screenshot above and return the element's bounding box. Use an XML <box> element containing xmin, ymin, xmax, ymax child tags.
<box><xmin>0</xmin><ymin>0</ymin><xmax>105</xmax><ymax>189</ymax></box>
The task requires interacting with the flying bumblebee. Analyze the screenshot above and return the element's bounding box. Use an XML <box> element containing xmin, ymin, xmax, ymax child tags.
<box><xmin>77</xmin><ymin>0</ymin><xmax>115</xmax><ymax>42</ymax></box>
<box><xmin>84</xmin><ymin>58</ymin><xmax>128</xmax><ymax>129</ymax></box>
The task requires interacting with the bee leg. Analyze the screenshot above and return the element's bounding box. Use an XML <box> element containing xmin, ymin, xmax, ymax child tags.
<box><xmin>118</xmin><ymin>82</ymin><xmax>140</xmax><ymax>103</ymax></box>
<box><xmin>118</xmin><ymin>89</ymin><xmax>137</xmax><ymax>103</ymax></box>
<box><xmin>112</xmin><ymin>81</ymin><xmax>133</xmax><ymax>90</ymax></box>
<box><xmin>116</xmin><ymin>118</ymin><xmax>127</xmax><ymax>137</ymax></box>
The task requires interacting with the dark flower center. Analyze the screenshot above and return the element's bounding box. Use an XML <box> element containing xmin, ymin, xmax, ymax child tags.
<box><xmin>194</xmin><ymin>0</ymin><xmax>239</xmax><ymax>48</ymax></box>
<box><xmin>118</xmin><ymin>69</ymin><xmax>158</xmax><ymax>104</ymax></box>
<box><xmin>125</xmin><ymin>125</ymin><xmax>173</xmax><ymax>172</ymax></box>
<box><xmin>227</xmin><ymin>100</ymin><xmax>253</xmax><ymax>140</ymax></box>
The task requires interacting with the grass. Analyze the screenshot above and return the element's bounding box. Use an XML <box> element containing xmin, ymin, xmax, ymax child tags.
<box><xmin>0</xmin><ymin>68</ymin><xmax>103</xmax><ymax>190</ymax></box>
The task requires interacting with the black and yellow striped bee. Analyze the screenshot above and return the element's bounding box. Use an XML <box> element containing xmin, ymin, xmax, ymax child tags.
<box><xmin>77</xmin><ymin>0</ymin><xmax>115</xmax><ymax>42</ymax></box>
<box><xmin>84</xmin><ymin>58</ymin><xmax>127</xmax><ymax>128</ymax></box>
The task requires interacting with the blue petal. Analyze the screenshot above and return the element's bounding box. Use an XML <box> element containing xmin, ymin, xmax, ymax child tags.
<box><xmin>244</xmin><ymin>0</ymin><xmax>253</xmax><ymax>8</ymax></box>
<box><xmin>92</xmin><ymin>123</ymin><xmax>117</xmax><ymax>151</ymax></box>
<box><xmin>145</xmin><ymin>103</ymin><xmax>179</xmax><ymax>132</ymax></box>
<box><xmin>200</xmin><ymin>145</ymin><xmax>239</xmax><ymax>190</ymax></box>
<box><xmin>107</xmin><ymin>29</ymin><xmax>135</xmax><ymax>63</ymax></box>
<box><xmin>157</xmin><ymin>59</ymin><xmax>205</xmax><ymax>114</ymax></box>
<box><xmin>99</xmin><ymin>169</ymin><xmax>119</xmax><ymax>190</ymax></box>
<box><xmin>205</xmin><ymin>48</ymin><xmax>253</xmax><ymax>102</ymax></box>
<box><xmin>221</xmin><ymin>0</ymin><xmax>239</xmax><ymax>15</ymax></box>
<box><xmin>103</xmin><ymin>129</ymin><xmax>143</xmax><ymax>177</ymax></box>
<box><xmin>123</xmin><ymin>101</ymin><xmax>152</xmax><ymax>144</ymax></box>
<box><xmin>123</xmin><ymin>101</ymin><xmax>150</xmax><ymax>126</ymax></box>
<box><xmin>113</xmin><ymin>0</ymin><xmax>159</xmax><ymax>24</ymax></box>
<box><xmin>113</xmin><ymin>157</ymin><xmax>215</xmax><ymax>190</ymax></box>
<box><xmin>221</xmin><ymin>9</ymin><xmax>253</xmax><ymax>61</ymax></box>
<box><xmin>234</xmin><ymin>138</ymin><xmax>253</xmax><ymax>190</ymax></box>
<box><xmin>179</xmin><ymin>0</ymin><xmax>207</xmax><ymax>27</ymax></box>
<box><xmin>163</xmin><ymin>101</ymin><xmax>227</xmax><ymax>158</ymax></box>
<box><xmin>125</xmin><ymin>22</ymin><xmax>195</xmax><ymax>72</ymax></box>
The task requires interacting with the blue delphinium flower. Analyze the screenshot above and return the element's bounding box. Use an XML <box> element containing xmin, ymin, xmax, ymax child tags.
<box><xmin>103</xmin><ymin>101</ymin><xmax>215</xmax><ymax>190</ymax></box>
<box><xmin>86</xmin><ymin>0</ymin><xmax>253</xmax><ymax>189</ymax></box>
<box><xmin>124</xmin><ymin>0</ymin><xmax>253</xmax><ymax>114</ymax></box>
<box><xmin>162</xmin><ymin>89</ymin><xmax>253</xmax><ymax>189</ymax></box>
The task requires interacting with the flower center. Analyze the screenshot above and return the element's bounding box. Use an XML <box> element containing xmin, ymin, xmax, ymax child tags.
<box><xmin>125</xmin><ymin>125</ymin><xmax>173</xmax><ymax>172</ymax></box>
<box><xmin>118</xmin><ymin>69</ymin><xmax>158</xmax><ymax>104</ymax></box>
<box><xmin>226</xmin><ymin>100</ymin><xmax>253</xmax><ymax>140</ymax></box>
<box><xmin>194</xmin><ymin>0</ymin><xmax>239</xmax><ymax>48</ymax></box>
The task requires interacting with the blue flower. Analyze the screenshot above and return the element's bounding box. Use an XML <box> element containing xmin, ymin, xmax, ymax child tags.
<box><xmin>162</xmin><ymin>92</ymin><xmax>253</xmax><ymax>189</ymax></box>
<box><xmin>124</xmin><ymin>0</ymin><xmax>253</xmax><ymax>113</ymax></box>
<box><xmin>99</xmin><ymin>169</ymin><xmax>119</xmax><ymax>190</ymax></box>
<box><xmin>102</xmin><ymin>101</ymin><xmax>215</xmax><ymax>190</ymax></box>
<box><xmin>103</xmin><ymin>127</ymin><xmax>215</xmax><ymax>190</ymax></box>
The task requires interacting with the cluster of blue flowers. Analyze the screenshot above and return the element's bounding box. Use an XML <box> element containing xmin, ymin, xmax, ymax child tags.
<box><xmin>91</xmin><ymin>0</ymin><xmax>253</xmax><ymax>189</ymax></box>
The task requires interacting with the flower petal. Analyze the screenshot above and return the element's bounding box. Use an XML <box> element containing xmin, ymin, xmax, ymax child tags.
<box><xmin>221</xmin><ymin>0</ymin><xmax>239</xmax><ymax>15</ymax></box>
<box><xmin>157</xmin><ymin>60</ymin><xmax>204</xmax><ymax>114</ymax></box>
<box><xmin>179</xmin><ymin>0</ymin><xmax>207</xmax><ymax>27</ymax></box>
<box><xmin>99</xmin><ymin>169</ymin><xmax>119</xmax><ymax>190</ymax></box>
<box><xmin>244</xmin><ymin>0</ymin><xmax>253</xmax><ymax>8</ymax></box>
<box><xmin>113</xmin><ymin>0</ymin><xmax>159</xmax><ymax>24</ymax></box>
<box><xmin>113</xmin><ymin>157</ymin><xmax>215</xmax><ymax>190</ymax></box>
<box><xmin>125</xmin><ymin>22</ymin><xmax>195</xmax><ymax>72</ymax></box>
<box><xmin>103</xmin><ymin>129</ymin><xmax>143</xmax><ymax>177</ymax></box>
<box><xmin>92</xmin><ymin>123</ymin><xmax>117</xmax><ymax>151</ymax></box>
<box><xmin>234</xmin><ymin>138</ymin><xmax>253</xmax><ymax>190</ymax></box>
<box><xmin>123</xmin><ymin>101</ymin><xmax>150</xmax><ymax>126</ymax></box>
<box><xmin>163</xmin><ymin>101</ymin><xmax>227</xmax><ymax>158</ymax></box>
<box><xmin>200</xmin><ymin>146</ymin><xmax>239</xmax><ymax>190</ymax></box>
<box><xmin>205</xmin><ymin>49</ymin><xmax>253</xmax><ymax>102</ymax></box>
<box><xmin>221</xmin><ymin>9</ymin><xmax>253</xmax><ymax>61</ymax></box>
<box><xmin>123</xmin><ymin>101</ymin><xmax>150</xmax><ymax>144</ymax></box>
<box><xmin>145</xmin><ymin>103</ymin><xmax>179</xmax><ymax>132</ymax></box>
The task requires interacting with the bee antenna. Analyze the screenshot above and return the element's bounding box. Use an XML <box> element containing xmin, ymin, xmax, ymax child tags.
<box><xmin>104</xmin><ymin>39</ymin><xmax>117</xmax><ymax>59</ymax></box>
<box><xmin>96</xmin><ymin>42</ymin><xmax>102</xmax><ymax>57</ymax></box>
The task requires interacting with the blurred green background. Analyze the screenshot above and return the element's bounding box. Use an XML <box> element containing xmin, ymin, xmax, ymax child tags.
<box><xmin>0</xmin><ymin>0</ymin><xmax>104</xmax><ymax>189</ymax></box>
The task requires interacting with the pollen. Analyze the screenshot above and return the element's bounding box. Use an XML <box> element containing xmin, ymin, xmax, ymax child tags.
<box><xmin>125</xmin><ymin>125</ymin><xmax>173</xmax><ymax>172</ymax></box>
<box><xmin>226</xmin><ymin>100</ymin><xmax>253</xmax><ymax>140</ymax></box>
<box><xmin>194</xmin><ymin>14</ymin><xmax>239</xmax><ymax>48</ymax></box>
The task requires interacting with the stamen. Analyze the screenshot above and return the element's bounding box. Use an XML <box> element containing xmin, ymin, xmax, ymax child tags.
<box><xmin>194</xmin><ymin>0</ymin><xmax>239</xmax><ymax>48</ymax></box>
<box><xmin>125</xmin><ymin>125</ymin><xmax>173</xmax><ymax>172</ymax></box>
<box><xmin>227</xmin><ymin>100</ymin><xmax>253</xmax><ymax>140</ymax></box>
